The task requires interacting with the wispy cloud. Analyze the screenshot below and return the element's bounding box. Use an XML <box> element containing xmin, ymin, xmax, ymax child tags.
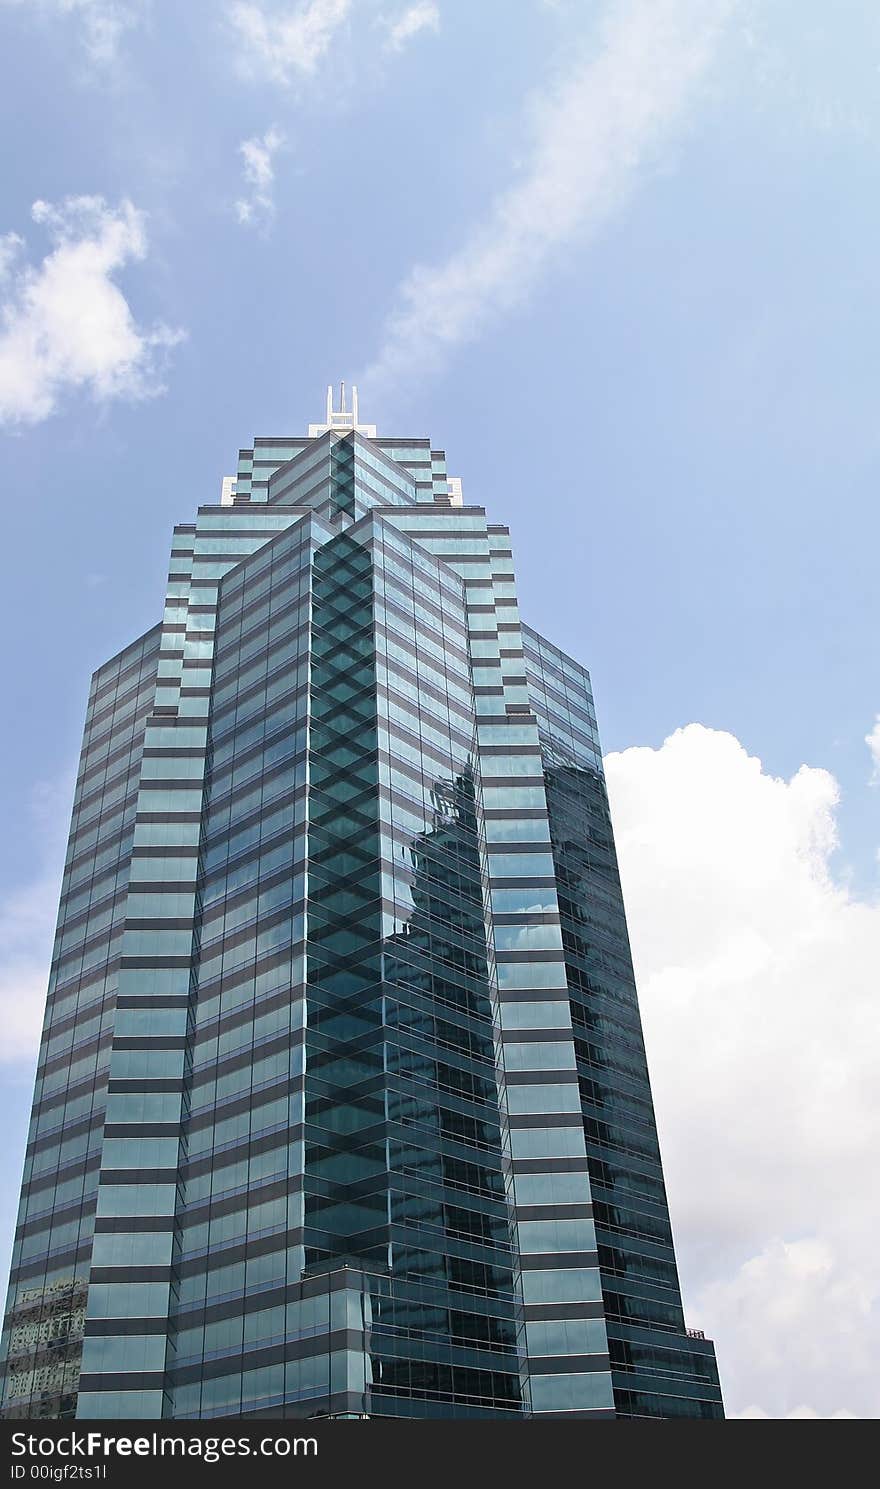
<box><xmin>866</xmin><ymin>715</ymin><xmax>880</xmax><ymax>784</ymax></box>
<box><xmin>234</xmin><ymin>126</ymin><xmax>286</xmax><ymax>230</ymax></box>
<box><xmin>382</xmin><ymin>1</ymin><xmax>439</xmax><ymax>52</ymax></box>
<box><xmin>0</xmin><ymin>0</ymin><xmax>144</xmax><ymax>64</ymax></box>
<box><xmin>0</xmin><ymin>195</ymin><xmax>184</xmax><ymax>427</ymax></box>
<box><xmin>363</xmin><ymin>0</ymin><xmax>736</xmax><ymax>395</ymax></box>
<box><xmin>228</xmin><ymin>0</ymin><xmax>351</xmax><ymax>86</ymax></box>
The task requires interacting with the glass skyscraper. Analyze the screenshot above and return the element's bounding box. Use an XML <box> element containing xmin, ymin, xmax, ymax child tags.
<box><xmin>1</xmin><ymin>390</ymin><xmax>723</xmax><ymax>1422</ymax></box>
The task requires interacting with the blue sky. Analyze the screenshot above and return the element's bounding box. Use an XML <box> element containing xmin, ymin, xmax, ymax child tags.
<box><xmin>0</xmin><ymin>0</ymin><xmax>877</xmax><ymax>1418</ymax></box>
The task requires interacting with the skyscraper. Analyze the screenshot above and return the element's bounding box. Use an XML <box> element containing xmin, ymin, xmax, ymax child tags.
<box><xmin>1</xmin><ymin>390</ymin><xmax>723</xmax><ymax>1422</ymax></box>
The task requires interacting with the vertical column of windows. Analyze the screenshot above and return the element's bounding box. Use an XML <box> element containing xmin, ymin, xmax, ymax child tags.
<box><xmin>79</xmin><ymin>511</ymin><xmax>304</xmax><ymax>1420</ymax></box>
<box><xmin>384</xmin><ymin>510</ymin><xmax>614</xmax><ymax>1415</ymax></box>
<box><xmin>367</xmin><ymin>516</ymin><xmax>524</xmax><ymax>1418</ymax></box>
<box><xmin>163</xmin><ymin>522</ymin><xmax>316</xmax><ymax>1420</ymax></box>
<box><xmin>522</xmin><ymin>628</ymin><xmax>723</xmax><ymax>1419</ymax></box>
<box><xmin>1</xmin><ymin>630</ymin><xmax>161</xmax><ymax>1421</ymax></box>
<box><xmin>304</xmin><ymin>531</ymin><xmax>386</xmax><ymax>1276</ymax></box>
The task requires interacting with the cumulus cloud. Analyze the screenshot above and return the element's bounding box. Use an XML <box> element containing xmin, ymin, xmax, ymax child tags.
<box><xmin>363</xmin><ymin>0</ymin><xmax>737</xmax><ymax>393</ymax></box>
<box><xmin>604</xmin><ymin>724</ymin><xmax>880</xmax><ymax>1418</ymax></box>
<box><xmin>0</xmin><ymin>0</ymin><xmax>143</xmax><ymax>64</ymax></box>
<box><xmin>234</xmin><ymin>126</ymin><xmax>286</xmax><ymax>229</ymax></box>
<box><xmin>0</xmin><ymin>195</ymin><xmax>184</xmax><ymax>427</ymax></box>
<box><xmin>383</xmin><ymin>1</ymin><xmax>439</xmax><ymax>52</ymax></box>
<box><xmin>228</xmin><ymin>0</ymin><xmax>351</xmax><ymax>86</ymax></box>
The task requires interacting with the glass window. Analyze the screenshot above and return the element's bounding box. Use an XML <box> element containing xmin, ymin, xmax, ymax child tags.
<box><xmin>520</xmin><ymin>1267</ymin><xmax>602</xmax><ymax>1305</ymax></box>
<box><xmin>530</xmin><ymin>1370</ymin><xmax>614</xmax><ymax>1411</ymax></box>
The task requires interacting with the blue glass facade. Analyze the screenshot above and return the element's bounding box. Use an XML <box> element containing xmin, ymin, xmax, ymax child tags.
<box><xmin>1</xmin><ymin>409</ymin><xmax>722</xmax><ymax>1420</ymax></box>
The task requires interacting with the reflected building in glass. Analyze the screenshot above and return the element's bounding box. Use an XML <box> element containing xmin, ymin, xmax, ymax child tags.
<box><xmin>1</xmin><ymin>389</ymin><xmax>724</xmax><ymax>1421</ymax></box>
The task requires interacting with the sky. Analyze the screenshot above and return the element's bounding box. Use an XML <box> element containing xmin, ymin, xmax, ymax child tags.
<box><xmin>0</xmin><ymin>0</ymin><xmax>877</xmax><ymax>1420</ymax></box>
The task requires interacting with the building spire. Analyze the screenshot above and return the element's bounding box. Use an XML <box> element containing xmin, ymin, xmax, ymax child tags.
<box><xmin>310</xmin><ymin>381</ymin><xmax>376</xmax><ymax>439</ymax></box>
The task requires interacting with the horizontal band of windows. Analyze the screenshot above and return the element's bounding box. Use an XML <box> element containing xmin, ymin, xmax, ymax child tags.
<box><xmin>18</xmin><ymin>1153</ymin><xmax>101</xmax><ymax>1211</ymax></box>
<box><xmin>107</xmin><ymin>1079</ymin><xmax>184</xmax><ymax>1096</ymax></box>
<box><xmin>89</xmin><ymin>635</ymin><xmax>161</xmax><ymax>708</ymax></box>
<box><xmin>198</xmin><ymin>809</ymin><xmax>305</xmax><ymax>877</ymax></box>
<box><xmin>14</xmin><ymin>1190</ymin><xmax>98</xmax><ymax>1243</ymax></box>
<box><xmin>570</xmin><ymin>998</ymin><xmax>646</xmax><ymax>1047</ymax></box>
<box><xmin>212</xmin><ymin>629</ymin><xmax>310</xmax><ymax>696</ymax></box>
<box><xmin>178</xmin><ymin>1173</ymin><xmax>297</xmax><ymax>1230</ymax></box>
<box><xmin>213</xmin><ymin>597</ymin><xmax>311</xmax><ymax>670</ymax></box>
<box><xmin>377</xmin><ymin>663</ymin><xmax>474</xmax><ymax>733</ymax></box>
<box><xmin>174</xmin><ymin>1331</ymin><xmax>370</xmax><ymax>1390</ymax></box>
<box><xmin>9</xmin><ymin>1237</ymin><xmax>94</xmax><ymax>1283</ymax></box>
<box><xmin>190</xmin><ymin>983</ymin><xmax>305</xmax><ymax>1053</ymax></box>
<box><xmin>595</xmin><ymin>1229</ymin><xmax>677</xmax><ymax>1271</ymax></box>
<box><xmin>208</xmin><ymin>694</ymin><xmax>311</xmax><ymax>764</ymax></box>
<box><xmin>583</xmin><ymin>1139</ymin><xmax>664</xmax><ymax>1186</ymax></box>
<box><xmin>572</xmin><ymin>1022</ymin><xmax>648</xmax><ymax>1069</ymax></box>
<box><xmin>28</xmin><ymin>1066</ymin><xmax>111</xmax><ymax>1126</ymax></box>
<box><xmin>41</xmin><ymin>987</ymin><xmax>117</xmax><ymax>1043</ymax></box>
<box><xmin>500</xmin><ymin>1029</ymin><xmax>572</xmax><ymax>1046</ymax></box>
<box><xmin>93</xmin><ymin>1216</ymin><xmax>175</xmax><ymax>1235</ymax></box>
<box><xmin>523</xmin><ymin>1300</ymin><xmax>605</xmax><ymax>1321</ymax></box>
<box><xmin>377</xmin><ymin>667</ymin><xmax>474</xmax><ymax>735</ymax></box>
<box><xmin>527</xmin><ymin>676</ymin><xmax>597</xmax><ymax>729</ymax></box>
<box><xmin>372</xmin><ymin>593</ymin><xmax>470</xmax><ymax>662</ymax></box>
<box><xmin>70</xmin><ymin>780</ymin><xmax>140</xmax><ymax>840</ymax></box>
<box><xmin>519</xmin><ymin>1250</ymin><xmax>599</xmax><ymax>1271</ymax></box>
<box><xmin>180</xmin><ymin>1125</ymin><xmax>299</xmax><ymax>1186</ymax></box>
<box><xmin>378</xmin><ymin>716</ymin><xmax>475</xmax><ymax>778</ymax></box>
<box><xmin>207</xmin><ymin>728</ymin><xmax>308</xmax><ymax>805</ymax></box>
<box><xmin>75</xmin><ymin>734</ymin><xmax>152</xmax><ymax>800</ymax></box>
<box><xmin>374</xmin><ymin>614</ymin><xmax>470</xmax><ymax>677</ymax></box>
<box><xmin>195</xmin><ymin>903</ymin><xmax>305</xmax><ymax>969</ymax></box>
<box><xmin>101</xmin><ymin>1113</ymin><xmax>181</xmax><ymax>1136</ymax></box>
<box><xmin>133</xmin><ymin>811</ymin><xmax>202</xmax><ymax>824</ymax></box>
<box><xmin>494</xmin><ymin>949</ymin><xmax>566</xmax><ymax>963</ymax></box>
<box><xmin>26</xmin><ymin>1104</ymin><xmax>106</xmax><ymax>1159</ymax></box>
<box><xmin>116</xmin><ymin>997</ymin><xmax>189</xmax><ymax>1014</ymax></box>
<box><xmin>515</xmin><ymin>1203</ymin><xmax>593</xmax><ymax>1222</ymax></box>
<box><xmin>201</xmin><ymin>758</ymin><xmax>306</xmax><ymax>834</ymax></box>
<box><xmin>190</xmin><ymin>945</ymin><xmax>304</xmax><ymax>1015</ymax></box>
<box><xmin>528</xmin><ymin>1354</ymin><xmax>610</xmax><ymax>1375</ymax></box>
<box><xmin>37</xmin><ymin>1027</ymin><xmax>113</xmax><ymax>1082</ymax></box>
<box><xmin>174</xmin><ymin>1221</ymin><xmax>304</xmax><ymax>1281</ymax></box>
<box><xmin>188</xmin><ymin>1071</ymin><xmax>304</xmax><ymax>1131</ymax></box>
<box><xmin>189</xmin><ymin>1026</ymin><xmax>303</xmax><ymax>1086</ymax></box>
<box><xmin>84</xmin><ymin>1317</ymin><xmax>169</xmax><ymax>1337</ymax></box>
<box><xmin>118</xmin><ymin>956</ymin><xmax>193</xmax><ymax>971</ymax></box>
<box><xmin>73</xmin><ymin>751</ymin><xmax>149</xmax><ymax>830</ymax></box>
<box><xmin>87</xmin><ymin>678</ymin><xmax>160</xmax><ymax>740</ymax></box>
<box><xmin>50</xmin><ymin>920</ymin><xmax>125</xmax><ymax>986</ymax></box>
<box><xmin>510</xmin><ymin>1156</ymin><xmax>589</xmax><ymax>1175</ymax></box>
<box><xmin>84</xmin><ymin>1265</ymin><xmax>172</xmax><ymax>1285</ymax></box>
<box><xmin>88</xmin><ymin>658</ymin><xmax>159</xmax><ymax>714</ymax></box>
<box><xmin>578</xmin><ymin>1074</ymin><xmax>660</xmax><ymax>1124</ymax></box>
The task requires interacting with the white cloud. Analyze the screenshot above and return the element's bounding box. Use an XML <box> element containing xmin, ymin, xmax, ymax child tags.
<box><xmin>866</xmin><ymin>715</ymin><xmax>880</xmax><ymax>783</ymax></box>
<box><xmin>363</xmin><ymin>0</ymin><xmax>736</xmax><ymax>394</ymax></box>
<box><xmin>383</xmin><ymin>1</ymin><xmax>439</xmax><ymax>52</ymax></box>
<box><xmin>0</xmin><ymin>0</ymin><xmax>143</xmax><ymax>64</ymax></box>
<box><xmin>604</xmin><ymin>723</ymin><xmax>880</xmax><ymax>1418</ymax></box>
<box><xmin>235</xmin><ymin>126</ymin><xmax>286</xmax><ymax>229</ymax></box>
<box><xmin>0</xmin><ymin>195</ymin><xmax>184</xmax><ymax>427</ymax></box>
<box><xmin>228</xmin><ymin>0</ymin><xmax>351</xmax><ymax>86</ymax></box>
<box><xmin>735</xmin><ymin>1403</ymin><xmax>858</xmax><ymax>1420</ymax></box>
